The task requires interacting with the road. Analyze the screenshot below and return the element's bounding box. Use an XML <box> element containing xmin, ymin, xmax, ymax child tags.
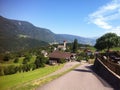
<box><xmin>37</xmin><ymin>63</ymin><xmax>113</xmax><ymax>90</ymax></box>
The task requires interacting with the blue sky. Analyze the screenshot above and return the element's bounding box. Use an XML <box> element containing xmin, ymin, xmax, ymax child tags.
<box><xmin>0</xmin><ymin>0</ymin><xmax>120</xmax><ymax>37</ymax></box>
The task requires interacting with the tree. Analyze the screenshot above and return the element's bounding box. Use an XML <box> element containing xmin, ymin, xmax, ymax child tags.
<box><xmin>72</xmin><ymin>39</ymin><xmax>78</xmax><ymax>53</ymax></box>
<box><xmin>34</xmin><ymin>55</ymin><xmax>45</xmax><ymax>68</ymax></box>
<box><xmin>94</xmin><ymin>33</ymin><xmax>120</xmax><ymax>51</ymax></box>
<box><xmin>22</xmin><ymin>55</ymin><xmax>31</xmax><ymax>64</ymax></box>
<box><xmin>3</xmin><ymin>54</ymin><xmax>11</xmax><ymax>61</ymax></box>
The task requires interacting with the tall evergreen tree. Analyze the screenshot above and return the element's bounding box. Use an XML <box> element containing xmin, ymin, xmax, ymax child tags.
<box><xmin>72</xmin><ymin>39</ymin><xmax>78</xmax><ymax>53</ymax></box>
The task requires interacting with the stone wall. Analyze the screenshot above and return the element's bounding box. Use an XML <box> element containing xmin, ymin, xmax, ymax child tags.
<box><xmin>94</xmin><ymin>58</ymin><xmax>120</xmax><ymax>89</ymax></box>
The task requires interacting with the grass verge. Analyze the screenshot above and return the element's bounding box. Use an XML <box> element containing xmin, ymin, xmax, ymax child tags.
<box><xmin>15</xmin><ymin>63</ymin><xmax>80</xmax><ymax>90</ymax></box>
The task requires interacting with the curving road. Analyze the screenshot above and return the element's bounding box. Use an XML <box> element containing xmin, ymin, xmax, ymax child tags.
<box><xmin>37</xmin><ymin>63</ymin><xmax>113</xmax><ymax>90</ymax></box>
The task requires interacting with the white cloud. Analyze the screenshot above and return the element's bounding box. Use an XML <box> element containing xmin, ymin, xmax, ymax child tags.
<box><xmin>89</xmin><ymin>0</ymin><xmax>120</xmax><ymax>36</ymax></box>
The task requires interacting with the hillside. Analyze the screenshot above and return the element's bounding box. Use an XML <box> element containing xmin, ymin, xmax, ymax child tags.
<box><xmin>0</xmin><ymin>16</ymin><xmax>96</xmax><ymax>53</ymax></box>
<box><xmin>0</xmin><ymin>16</ymin><xmax>49</xmax><ymax>52</ymax></box>
<box><xmin>57</xmin><ymin>34</ymin><xmax>96</xmax><ymax>45</ymax></box>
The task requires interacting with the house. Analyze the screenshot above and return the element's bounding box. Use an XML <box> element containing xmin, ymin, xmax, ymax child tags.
<box><xmin>49</xmin><ymin>51</ymin><xmax>73</xmax><ymax>65</ymax></box>
<box><xmin>84</xmin><ymin>49</ymin><xmax>93</xmax><ymax>56</ymax></box>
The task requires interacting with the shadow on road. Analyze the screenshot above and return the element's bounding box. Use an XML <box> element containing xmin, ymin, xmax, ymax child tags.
<box><xmin>73</xmin><ymin>65</ymin><xmax>93</xmax><ymax>73</ymax></box>
<box><xmin>74</xmin><ymin>69</ymin><xmax>92</xmax><ymax>73</ymax></box>
<box><xmin>73</xmin><ymin>64</ymin><xmax>113</xmax><ymax>89</ymax></box>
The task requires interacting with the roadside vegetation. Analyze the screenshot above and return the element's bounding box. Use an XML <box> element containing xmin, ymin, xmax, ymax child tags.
<box><xmin>0</xmin><ymin>64</ymin><xmax>64</xmax><ymax>90</ymax></box>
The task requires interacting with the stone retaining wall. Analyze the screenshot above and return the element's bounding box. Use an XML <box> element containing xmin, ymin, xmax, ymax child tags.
<box><xmin>94</xmin><ymin>58</ymin><xmax>120</xmax><ymax>89</ymax></box>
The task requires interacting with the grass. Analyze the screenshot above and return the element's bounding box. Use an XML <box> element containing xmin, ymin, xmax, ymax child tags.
<box><xmin>0</xmin><ymin>64</ymin><xmax>64</xmax><ymax>90</ymax></box>
<box><xmin>111</xmin><ymin>47</ymin><xmax>120</xmax><ymax>51</ymax></box>
<box><xmin>0</xmin><ymin>55</ymin><xmax>36</xmax><ymax>67</ymax></box>
<box><xmin>88</xmin><ymin>46</ymin><xmax>96</xmax><ymax>52</ymax></box>
<box><xmin>14</xmin><ymin>63</ymin><xmax>80</xmax><ymax>90</ymax></box>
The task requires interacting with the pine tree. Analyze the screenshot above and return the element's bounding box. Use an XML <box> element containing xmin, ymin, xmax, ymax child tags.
<box><xmin>72</xmin><ymin>39</ymin><xmax>78</xmax><ymax>53</ymax></box>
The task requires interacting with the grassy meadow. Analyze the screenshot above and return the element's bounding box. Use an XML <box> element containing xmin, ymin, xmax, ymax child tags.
<box><xmin>0</xmin><ymin>64</ymin><xmax>64</xmax><ymax>90</ymax></box>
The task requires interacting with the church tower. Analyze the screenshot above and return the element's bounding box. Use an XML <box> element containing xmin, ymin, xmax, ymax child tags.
<box><xmin>63</xmin><ymin>40</ymin><xmax>67</xmax><ymax>50</ymax></box>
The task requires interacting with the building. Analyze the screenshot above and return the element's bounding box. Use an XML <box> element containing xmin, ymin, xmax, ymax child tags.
<box><xmin>49</xmin><ymin>51</ymin><xmax>74</xmax><ymax>65</ymax></box>
<box><xmin>57</xmin><ymin>41</ymin><xmax>67</xmax><ymax>51</ymax></box>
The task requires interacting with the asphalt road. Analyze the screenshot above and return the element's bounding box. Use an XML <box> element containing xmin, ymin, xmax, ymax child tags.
<box><xmin>37</xmin><ymin>63</ymin><xmax>113</xmax><ymax>90</ymax></box>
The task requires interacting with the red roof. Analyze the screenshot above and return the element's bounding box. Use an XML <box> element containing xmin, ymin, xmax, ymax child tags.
<box><xmin>49</xmin><ymin>51</ymin><xmax>71</xmax><ymax>59</ymax></box>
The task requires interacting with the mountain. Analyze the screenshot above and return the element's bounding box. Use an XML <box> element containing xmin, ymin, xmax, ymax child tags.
<box><xmin>0</xmin><ymin>16</ymin><xmax>49</xmax><ymax>53</ymax></box>
<box><xmin>57</xmin><ymin>34</ymin><xmax>96</xmax><ymax>45</ymax></box>
<box><xmin>0</xmin><ymin>16</ymin><xmax>56</xmax><ymax>42</ymax></box>
<box><xmin>0</xmin><ymin>16</ymin><xmax>96</xmax><ymax>53</ymax></box>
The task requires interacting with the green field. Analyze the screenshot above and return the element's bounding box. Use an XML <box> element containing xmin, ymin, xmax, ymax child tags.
<box><xmin>0</xmin><ymin>64</ymin><xmax>64</xmax><ymax>90</ymax></box>
<box><xmin>0</xmin><ymin>55</ymin><xmax>36</xmax><ymax>67</ymax></box>
<box><xmin>111</xmin><ymin>47</ymin><xmax>120</xmax><ymax>51</ymax></box>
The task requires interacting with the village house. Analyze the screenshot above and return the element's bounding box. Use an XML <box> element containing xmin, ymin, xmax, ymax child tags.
<box><xmin>48</xmin><ymin>40</ymin><xmax>76</xmax><ymax>65</ymax></box>
<box><xmin>49</xmin><ymin>51</ymin><xmax>75</xmax><ymax>65</ymax></box>
<box><xmin>84</xmin><ymin>49</ymin><xmax>93</xmax><ymax>56</ymax></box>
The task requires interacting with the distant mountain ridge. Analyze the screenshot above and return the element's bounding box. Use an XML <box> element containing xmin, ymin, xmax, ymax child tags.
<box><xmin>57</xmin><ymin>34</ymin><xmax>96</xmax><ymax>45</ymax></box>
<box><xmin>0</xmin><ymin>16</ymin><xmax>96</xmax><ymax>53</ymax></box>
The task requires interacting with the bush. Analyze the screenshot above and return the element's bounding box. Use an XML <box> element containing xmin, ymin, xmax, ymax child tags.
<box><xmin>18</xmin><ymin>65</ymin><xmax>22</xmax><ymax>73</ymax></box>
<box><xmin>0</xmin><ymin>67</ymin><xmax>4</xmax><ymax>76</ymax></box>
<box><xmin>85</xmin><ymin>56</ymin><xmax>90</xmax><ymax>61</ymax></box>
<box><xmin>59</xmin><ymin>58</ymin><xmax>66</xmax><ymax>64</ymax></box>
<box><xmin>77</xmin><ymin>56</ymin><xmax>83</xmax><ymax>62</ymax></box>
<box><xmin>80</xmin><ymin>52</ymin><xmax>86</xmax><ymax>57</ymax></box>
<box><xmin>34</xmin><ymin>55</ymin><xmax>45</xmax><ymax>68</ymax></box>
<box><xmin>3</xmin><ymin>55</ymin><xmax>10</xmax><ymax>61</ymax></box>
<box><xmin>4</xmin><ymin>65</ymin><xmax>18</xmax><ymax>75</ymax></box>
<box><xmin>14</xmin><ymin>58</ymin><xmax>19</xmax><ymax>63</ymax></box>
<box><xmin>25</xmin><ymin>55</ymin><xmax>31</xmax><ymax>62</ymax></box>
<box><xmin>22</xmin><ymin>55</ymin><xmax>32</xmax><ymax>64</ymax></box>
<box><xmin>30</xmin><ymin>63</ymin><xmax>36</xmax><ymax>70</ymax></box>
<box><xmin>90</xmin><ymin>54</ymin><xmax>95</xmax><ymax>59</ymax></box>
<box><xmin>22</xmin><ymin>64</ymin><xmax>31</xmax><ymax>72</ymax></box>
<box><xmin>22</xmin><ymin>59</ymin><xmax>27</xmax><ymax>64</ymax></box>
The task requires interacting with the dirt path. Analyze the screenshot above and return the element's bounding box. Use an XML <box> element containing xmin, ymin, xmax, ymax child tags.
<box><xmin>37</xmin><ymin>62</ymin><xmax>113</xmax><ymax>90</ymax></box>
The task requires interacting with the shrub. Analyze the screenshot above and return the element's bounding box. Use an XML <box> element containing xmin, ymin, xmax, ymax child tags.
<box><xmin>18</xmin><ymin>65</ymin><xmax>22</xmax><ymax>73</ymax></box>
<box><xmin>59</xmin><ymin>58</ymin><xmax>66</xmax><ymax>64</ymax></box>
<box><xmin>85</xmin><ymin>55</ymin><xmax>90</xmax><ymax>61</ymax></box>
<box><xmin>22</xmin><ymin>64</ymin><xmax>31</xmax><ymax>72</ymax></box>
<box><xmin>3</xmin><ymin>55</ymin><xmax>10</xmax><ymax>61</ymax></box>
<box><xmin>4</xmin><ymin>65</ymin><xmax>18</xmax><ymax>75</ymax></box>
<box><xmin>0</xmin><ymin>67</ymin><xmax>4</xmax><ymax>76</ymax></box>
<box><xmin>14</xmin><ymin>58</ymin><xmax>19</xmax><ymax>63</ymax></box>
<box><xmin>34</xmin><ymin>55</ymin><xmax>45</xmax><ymax>68</ymax></box>
<box><xmin>30</xmin><ymin>63</ymin><xmax>36</xmax><ymax>70</ymax></box>
<box><xmin>89</xmin><ymin>54</ymin><xmax>95</xmax><ymax>59</ymax></box>
<box><xmin>77</xmin><ymin>56</ymin><xmax>83</xmax><ymax>62</ymax></box>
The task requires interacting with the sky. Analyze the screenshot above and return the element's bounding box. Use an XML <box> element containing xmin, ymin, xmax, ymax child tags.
<box><xmin>0</xmin><ymin>0</ymin><xmax>120</xmax><ymax>37</ymax></box>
